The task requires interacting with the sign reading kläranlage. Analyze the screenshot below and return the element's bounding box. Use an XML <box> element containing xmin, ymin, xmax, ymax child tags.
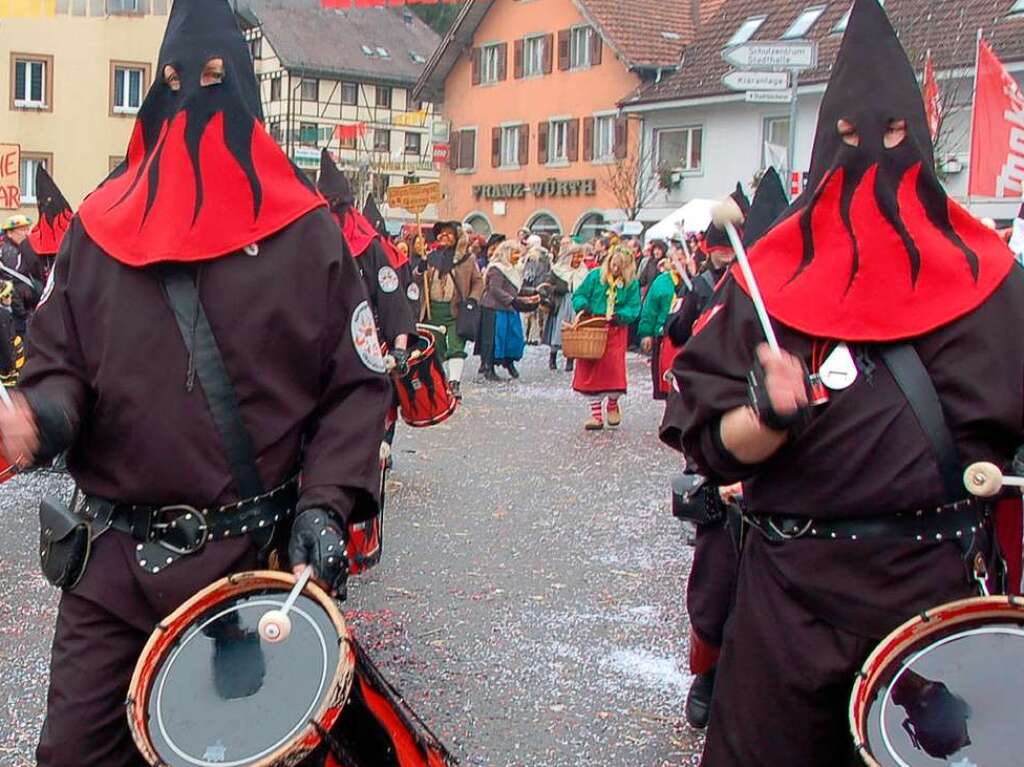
<box><xmin>472</xmin><ymin>178</ymin><xmax>598</xmax><ymax>201</ymax></box>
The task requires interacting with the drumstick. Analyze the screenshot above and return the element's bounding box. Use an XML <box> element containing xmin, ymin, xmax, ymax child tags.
<box><xmin>673</xmin><ymin>231</ymin><xmax>694</xmax><ymax>292</ymax></box>
<box><xmin>963</xmin><ymin>461</ymin><xmax>1024</xmax><ymax>497</ymax></box>
<box><xmin>258</xmin><ymin>565</ymin><xmax>314</xmax><ymax>643</ymax></box>
<box><xmin>711</xmin><ymin>198</ymin><xmax>780</xmax><ymax>355</ymax></box>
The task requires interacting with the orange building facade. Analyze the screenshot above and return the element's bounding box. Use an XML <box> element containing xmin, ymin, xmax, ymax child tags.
<box><xmin>415</xmin><ymin>0</ymin><xmax>680</xmax><ymax>240</ymax></box>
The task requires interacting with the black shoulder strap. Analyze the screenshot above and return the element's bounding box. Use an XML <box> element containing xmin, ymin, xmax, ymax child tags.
<box><xmin>878</xmin><ymin>344</ymin><xmax>965</xmax><ymax>502</ymax></box>
<box><xmin>159</xmin><ymin>267</ymin><xmax>265</xmax><ymax>499</ymax></box>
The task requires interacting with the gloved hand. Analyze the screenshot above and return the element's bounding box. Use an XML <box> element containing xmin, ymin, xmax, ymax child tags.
<box><xmin>288</xmin><ymin>508</ymin><xmax>349</xmax><ymax>599</ymax></box>
<box><xmin>391</xmin><ymin>347</ymin><xmax>410</xmax><ymax>377</ymax></box>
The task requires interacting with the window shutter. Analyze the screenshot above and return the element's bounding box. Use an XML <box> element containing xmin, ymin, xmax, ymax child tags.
<box><xmin>472</xmin><ymin>47</ymin><xmax>481</xmax><ymax>86</ymax></box>
<box><xmin>557</xmin><ymin>29</ymin><xmax>570</xmax><ymax>71</ymax></box>
<box><xmin>498</xmin><ymin>43</ymin><xmax>508</xmax><ymax>81</ymax></box>
<box><xmin>538</xmin><ymin>121</ymin><xmax>549</xmax><ymax>165</ymax></box>
<box><xmin>449</xmin><ymin>130</ymin><xmax>461</xmax><ymax>170</ymax></box>
<box><xmin>463</xmin><ymin>129</ymin><xmax>477</xmax><ymax>169</ymax></box>
<box><xmin>567</xmin><ymin>118</ymin><xmax>580</xmax><ymax>162</ymax></box>
<box><xmin>492</xmin><ymin>127</ymin><xmax>501</xmax><ymax>168</ymax></box>
<box><xmin>590</xmin><ymin>30</ymin><xmax>603</xmax><ymax>65</ymax></box>
<box><xmin>583</xmin><ymin>117</ymin><xmax>594</xmax><ymax>161</ymax></box>
<box><xmin>542</xmin><ymin>34</ymin><xmax>554</xmax><ymax>74</ymax></box>
<box><xmin>514</xmin><ymin>39</ymin><xmax>524</xmax><ymax>79</ymax></box>
<box><xmin>614</xmin><ymin>116</ymin><xmax>628</xmax><ymax>160</ymax></box>
<box><xmin>15</xmin><ymin>62</ymin><xmax>25</xmax><ymax>100</ymax></box>
<box><xmin>519</xmin><ymin>123</ymin><xmax>530</xmax><ymax>166</ymax></box>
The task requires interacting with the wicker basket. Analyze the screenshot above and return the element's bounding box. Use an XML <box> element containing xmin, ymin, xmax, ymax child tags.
<box><xmin>561</xmin><ymin>316</ymin><xmax>609</xmax><ymax>360</ymax></box>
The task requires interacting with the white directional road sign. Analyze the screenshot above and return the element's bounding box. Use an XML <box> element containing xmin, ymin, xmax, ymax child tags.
<box><xmin>722</xmin><ymin>70</ymin><xmax>790</xmax><ymax>91</ymax></box>
<box><xmin>745</xmin><ymin>90</ymin><xmax>794</xmax><ymax>104</ymax></box>
<box><xmin>723</xmin><ymin>41</ymin><xmax>818</xmax><ymax>70</ymax></box>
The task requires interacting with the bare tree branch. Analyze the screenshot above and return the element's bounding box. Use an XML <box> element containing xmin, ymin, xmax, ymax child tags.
<box><xmin>604</xmin><ymin>141</ymin><xmax>659</xmax><ymax>221</ymax></box>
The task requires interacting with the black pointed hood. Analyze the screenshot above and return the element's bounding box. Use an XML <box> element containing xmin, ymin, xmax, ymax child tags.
<box><xmin>743</xmin><ymin>168</ymin><xmax>788</xmax><ymax>248</ymax></box>
<box><xmin>318</xmin><ymin>148</ymin><xmax>354</xmax><ymax>207</ymax></box>
<box><xmin>731</xmin><ymin>182</ymin><xmax>750</xmax><ymax>218</ymax></box>
<box><xmin>704</xmin><ymin>180</ymin><xmax>749</xmax><ymax>253</ymax></box>
<box><xmin>735</xmin><ymin>0</ymin><xmax>1013</xmax><ymax>342</ymax></box>
<box><xmin>362</xmin><ymin>194</ymin><xmax>388</xmax><ymax>238</ymax></box>
<box><xmin>27</xmin><ymin>165</ymin><xmax>73</xmax><ymax>256</ymax></box>
<box><xmin>77</xmin><ymin>0</ymin><xmax>321</xmax><ymax>266</ymax></box>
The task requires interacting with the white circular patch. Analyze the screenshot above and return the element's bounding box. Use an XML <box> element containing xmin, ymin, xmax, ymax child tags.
<box><xmin>351</xmin><ymin>300</ymin><xmax>386</xmax><ymax>373</ymax></box>
<box><xmin>377</xmin><ymin>266</ymin><xmax>399</xmax><ymax>294</ymax></box>
<box><xmin>244</xmin><ymin>243</ymin><xmax>260</xmax><ymax>257</ymax></box>
<box><xmin>406</xmin><ymin>282</ymin><xmax>420</xmax><ymax>302</ymax></box>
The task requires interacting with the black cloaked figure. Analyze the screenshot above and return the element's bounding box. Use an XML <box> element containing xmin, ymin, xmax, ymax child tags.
<box><xmin>742</xmin><ymin>167</ymin><xmax>788</xmax><ymax>248</ymax></box>
<box><xmin>318</xmin><ymin>146</ymin><xmax>355</xmax><ymax>207</ymax></box>
<box><xmin>737</xmin><ymin>0</ymin><xmax>1012</xmax><ymax>341</ymax></box>
<box><xmin>362</xmin><ymin>194</ymin><xmax>389</xmax><ymax>239</ymax></box>
<box><xmin>26</xmin><ymin>165</ymin><xmax>72</xmax><ymax>262</ymax></box>
<box><xmin>77</xmin><ymin>0</ymin><xmax>321</xmax><ymax>266</ymax></box>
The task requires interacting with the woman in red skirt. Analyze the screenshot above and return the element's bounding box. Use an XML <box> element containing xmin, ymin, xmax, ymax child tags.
<box><xmin>571</xmin><ymin>246</ymin><xmax>641</xmax><ymax>430</ymax></box>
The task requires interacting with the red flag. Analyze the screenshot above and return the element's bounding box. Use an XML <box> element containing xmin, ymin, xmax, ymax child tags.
<box><xmin>968</xmin><ymin>38</ymin><xmax>1024</xmax><ymax>198</ymax></box>
<box><xmin>334</xmin><ymin>122</ymin><xmax>367</xmax><ymax>140</ymax></box>
<box><xmin>923</xmin><ymin>52</ymin><xmax>941</xmax><ymax>142</ymax></box>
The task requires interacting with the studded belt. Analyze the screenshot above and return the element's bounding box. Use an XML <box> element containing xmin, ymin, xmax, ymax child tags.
<box><xmin>80</xmin><ymin>478</ymin><xmax>298</xmax><ymax>574</ymax></box>
<box><xmin>744</xmin><ymin>499</ymin><xmax>988</xmax><ymax>544</ymax></box>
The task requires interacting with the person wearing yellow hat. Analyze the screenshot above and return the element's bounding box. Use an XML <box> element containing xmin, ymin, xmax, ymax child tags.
<box><xmin>0</xmin><ymin>279</ymin><xmax>17</xmax><ymax>387</ymax></box>
<box><xmin>0</xmin><ymin>213</ymin><xmax>44</xmax><ymax>336</ymax></box>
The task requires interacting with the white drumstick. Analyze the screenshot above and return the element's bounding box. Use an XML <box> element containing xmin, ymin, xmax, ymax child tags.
<box><xmin>712</xmin><ymin>198</ymin><xmax>780</xmax><ymax>355</ymax></box>
<box><xmin>258</xmin><ymin>565</ymin><xmax>314</xmax><ymax>643</ymax></box>
<box><xmin>672</xmin><ymin>235</ymin><xmax>694</xmax><ymax>292</ymax></box>
<box><xmin>963</xmin><ymin>461</ymin><xmax>1024</xmax><ymax>498</ymax></box>
<box><xmin>0</xmin><ymin>383</ymin><xmax>12</xmax><ymax>408</ymax></box>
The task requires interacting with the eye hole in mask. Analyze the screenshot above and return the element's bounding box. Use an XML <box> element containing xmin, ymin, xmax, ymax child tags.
<box><xmin>163</xmin><ymin>64</ymin><xmax>182</xmax><ymax>92</ymax></box>
<box><xmin>201</xmin><ymin>57</ymin><xmax>225</xmax><ymax>88</ymax></box>
<box><xmin>884</xmin><ymin>118</ymin><xmax>907</xmax><ymax>149</ymax></box>
<box><xmin>837</xmin><ymin>118</ymin><xmax>860</xmax><ymax>147</ymax></box>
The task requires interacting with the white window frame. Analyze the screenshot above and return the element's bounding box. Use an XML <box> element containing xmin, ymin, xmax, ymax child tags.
<box><xmin>106</xmin><ymin>0</ymin><xmax>138</xmax><ymax>12</ymax></box>
<box><xmin>404</xmin><ymin>132</ymin><xmax>422</xmax><ymax>156</ymax></box>
<box><xmin>112</xmin><ymin>65</ymin><xmax>145</xmax><ymax>114</ymax></box>
<box><xmin>19</xmin><ymin>156</ymin><xmax>47</xmax><ymax>204</ymax></box>
<box><xmin>1013</xmin><ymin>0</ymin><xmax>1024</xmax><ymax>13</ymax></box>
<box><xmin>762</xmin><ymin>116</ymin><xmax>790</xmax><ymax>168</ymax></box>
<box><xmin>481</xmin><ymin>43</ymin><xmax>502</xmax><ymax>84</ymax></box>
<box><xmin>782</xmin><ymin>5</ymin><xmax>826</xmax><ymax>39</ymax></box>
<box><xmin>593</xmin><ymin>113</ymin><xmax>616</xmax><ymax>161</ymax></box>
<box><xmin>570</xmin><ymin>26</ymin><xmax>593</xmax><ymax>70</ymax></box>
<box><xmin>374</xmin><ymin>128</ymin><xmax>391</xmax><ymax>153</ymax></box>
<box><xmin>726</xmin><ymin>15</ymin><xmax>766</xmax><ymax>47</ymax></box>
<box><xmin>523</xmin><ymin>35</ymin><xmax>545</xmax><ymax>77</ymax></box>
<box><xmin>376</xmin><ymin>86</ymin><xmax>392</xmax><ymax>109</ymax></box>
<box><xmin>656</xmin><ymin>125</ymin><xmax>703</xmax><ymax>174</ymax></box>
<box><xmin>548</xmin><ymin>118</ymin><xmax>570</xmax><ymax>164</ymax></box>
<box><xmin>14</xmin><ymin>58</ymin><xmax>46</xmax><ymax>108</ymax></box>
<box><xmin>834</xmin><ymin>0</ymin><xmax>884</xmax><ymax>31</ymax></box>
<box><xmin>299</xmin><ymin>78</ymin><xmax>318</xmax><ymax>101</ymax></box>
<box><xmin>501</xmin><ymin>123</ymin><xmax>521</xmax><ymax>169</ymax></box>
<box><xmin>341</xmin><ymin>82</ymin><xmax>357</xmax><ymax>106</ymax></box>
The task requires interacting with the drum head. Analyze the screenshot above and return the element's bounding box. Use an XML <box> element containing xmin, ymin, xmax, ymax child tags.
<box><xmin>129</xmin><ymin>572</ymin><xmax>352</xmax><ymax>767</ymax></box>
<box><xmin>852</xmin><ymin>596</ymin><xmax>1024</xmax><ymax>767</ymax></box>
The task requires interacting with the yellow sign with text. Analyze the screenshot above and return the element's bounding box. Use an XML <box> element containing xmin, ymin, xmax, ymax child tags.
<box><xmin>386</xmin><ymin>182</ymin><xmax>441</xmax><ymax>215</ymax></box>
<box><xmin>0</xmin><ymin>145</ymin><xmax>21</xmax><ymax>210</ymax></box>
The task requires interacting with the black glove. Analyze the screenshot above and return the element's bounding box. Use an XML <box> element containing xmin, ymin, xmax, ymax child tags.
<box><xmin>746</xmin><ymin>356</ymin><xmax>811</xmax><ymax>432</ymax></box>
<box><xmin>391</xmin><ymin>347</ymin><xmax>410</xmax><ymax>377</ymax></box>
<box><xmin>288</xmin><ymin>508</ymin><xmax>349</xmax><ymax>599</ymax></box>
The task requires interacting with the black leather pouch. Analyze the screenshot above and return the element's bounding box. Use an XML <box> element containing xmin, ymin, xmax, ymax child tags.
<box><xmin>39</xmin><ymin>496</ymin><xmax>91</xmax><ymax>590</ymax></box>
<box><xmin>671</xmin><ymin>473</ymin><xmax>724</xmax><ymax>525</ymax></box>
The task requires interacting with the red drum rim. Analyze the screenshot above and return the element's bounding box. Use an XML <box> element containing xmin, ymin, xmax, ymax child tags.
<box><xmin>402</xmin><ymin>395</ymin><xmax>459</xmax><ymax>428</ymax></box>
<box><xmin>127</xmin><ymin>570</ymin><xmax>354</xmax><ymax>767</ymax></box>
<box><xmin>848</xmin><ymin>594</ymin><xmax>1024</xmax><ymax>766</ymax></box>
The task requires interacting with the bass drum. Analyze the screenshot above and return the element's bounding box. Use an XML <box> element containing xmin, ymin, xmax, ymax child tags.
<box><xmin>128</xmin><ymin>571</ymin><xmax>454</xmax><ymax>767</ymax></box>
<box><xmin>850</xmin><ymin>595</ymin><xmax>1024</xmax><ymax>766</ymax></box>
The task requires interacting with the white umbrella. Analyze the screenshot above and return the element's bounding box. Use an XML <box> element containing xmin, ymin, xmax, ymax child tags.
<box><xmin>644</xmin><ymin>199</ymin><xmax>717</xmax><ymax>244</ymax></box>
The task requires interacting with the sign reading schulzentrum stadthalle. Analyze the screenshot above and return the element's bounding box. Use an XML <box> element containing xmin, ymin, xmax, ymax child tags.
<box><xmin>472</xmin><ymin>178</ymin><xmax>598</xmax><ymax>200</ymax></box>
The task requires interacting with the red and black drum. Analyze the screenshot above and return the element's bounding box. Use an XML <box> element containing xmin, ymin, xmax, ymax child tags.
<box><xmin>850</xmin><ymin>595</ymin><xmax>1024</xmax><ymax>766</ymax></box>
<box><xmin>128</xmin><ymin>570</ymin><xmax>454</xmax><ymax>767</ymax></box>
<box><xmin>392</xmin><ymin>327</ymin><xmax>458</xmax><ymax>428</ymax></box>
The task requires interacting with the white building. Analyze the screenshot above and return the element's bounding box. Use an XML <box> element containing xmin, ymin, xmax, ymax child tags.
<box><xmin>238</xmin><ymin>0</ymin><xmax>444</xmax><ymax>227</ymax></box>
<box><xmin>620</xmin><ymin>0</ymin><xmax>1024</xmax><ymax>226</ymax></box>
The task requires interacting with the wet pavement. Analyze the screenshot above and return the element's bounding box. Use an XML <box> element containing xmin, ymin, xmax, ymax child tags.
<box><xmin>0</xmin><ymin>347</ymin><xmax>702</xmax><ymax>766</ymax></box>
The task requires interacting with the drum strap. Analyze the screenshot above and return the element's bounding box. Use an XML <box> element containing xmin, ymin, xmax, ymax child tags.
<box><xmin>878</xmin><ymin>344</ymin><xmax>965</xmax><ymax>503</ymax></box>
<box><xmin>159</xmin><ymin>266</ymin><xmax>265</xmax><ymax>499</ymax></box>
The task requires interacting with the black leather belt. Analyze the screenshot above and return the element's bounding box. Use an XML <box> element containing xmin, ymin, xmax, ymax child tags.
<box><xmin>80</xmin><ymin>478</ymin><xmax>298</xmax><ymax>574</ymax></box>
<box><xmin>745</xmin><ymin>499</ymin><xmax>988</xmax><ymax>543</ymax></box>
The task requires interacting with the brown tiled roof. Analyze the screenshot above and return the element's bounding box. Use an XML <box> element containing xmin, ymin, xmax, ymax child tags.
<box><xmin>242</xmin><ymin>0</ymin><xmax>441</xmax><ymax>85</ymax></box>
<box><xmin>575</xmin><ymin>0</ymin><xmax>692</xmax><ymax>68</ymax></box>
<box><xmin>624</xmin><ymin>0</ymin><xmax>1024</xmax><ymax>106</ymax></box>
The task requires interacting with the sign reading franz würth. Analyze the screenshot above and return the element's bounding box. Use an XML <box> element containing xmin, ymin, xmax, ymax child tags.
<box><xmin>472</xmin><ymin>178</ymin><xmax>598</xmax><ymax>201</ymax></box>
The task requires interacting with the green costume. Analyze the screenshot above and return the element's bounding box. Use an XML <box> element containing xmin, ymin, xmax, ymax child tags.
<box><xmin>639</xmin><ymin>270</ymin><xmax>683</xmax><ymax>339</ymax></box>
<box><xmin>572</xmin><ymin>268</ymin><xmax>641</xmax><ymax>324</ymax></box>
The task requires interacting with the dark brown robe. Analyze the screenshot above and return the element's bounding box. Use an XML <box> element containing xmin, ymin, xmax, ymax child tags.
<box><xmin>661</xmin><ymin>270</ymin><xmax>1024</xmax><ymax>765</ymax></box>
<box><xmin>23</xmin><ymin>207</ymin><xmax>391</xmax><ymax>766</ymax></box>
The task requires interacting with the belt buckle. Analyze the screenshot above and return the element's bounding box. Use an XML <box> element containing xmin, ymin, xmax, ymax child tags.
<box><xmin>766</xmin><ymin>516</ymin><xmax>813</xmax><ymax>540</ymax></box>
<box><xmin>151</xmin><ymin>505</ymin><xmax>209</xmax><ymax>555</ymax></box>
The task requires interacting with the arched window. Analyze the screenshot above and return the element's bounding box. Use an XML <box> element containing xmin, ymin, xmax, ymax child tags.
<box><xmin>574</xmin><ymin>211</ymin><xmax>606</xmax><ymax>242</ymax></box>
<box><xmin>527</xmin><ymin>211</ymin><xmax>561</xmax><ymax>237</ymax></box>
<box><xmin>463</xmin><ymin>213</ymin><xmax>492</xmax><ymax>238</ymax></box>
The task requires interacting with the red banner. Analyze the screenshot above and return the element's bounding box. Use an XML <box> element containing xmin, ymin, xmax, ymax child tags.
<box><xmin>335</xmin><ymin>122</ymin><xmax>367</xmax><ymax>140</ymax></box>
<box><xmin>923</xmin><ymin>52</ymin><xmax>941</xmax><ymax>142</ymax></box>
<box><xmin>968</xmin><ymin>38</ymin><xmax>1024</xmax><ymax>198</ymax></box>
